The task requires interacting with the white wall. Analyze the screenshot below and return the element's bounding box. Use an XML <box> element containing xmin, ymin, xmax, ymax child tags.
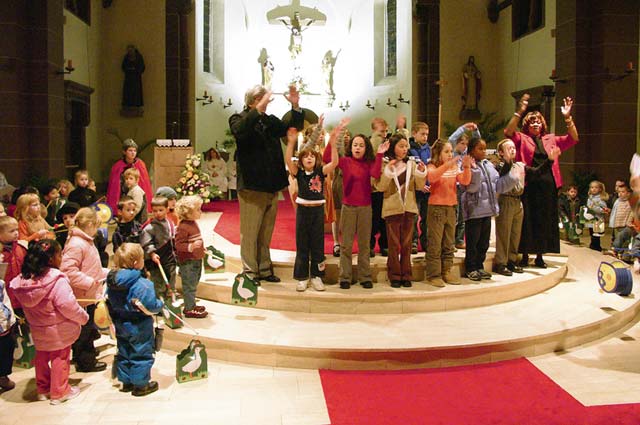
<box><xmin>194</xmin><ymin>0</ymin><xmax>414</xmax><ymax>153</ymax></box>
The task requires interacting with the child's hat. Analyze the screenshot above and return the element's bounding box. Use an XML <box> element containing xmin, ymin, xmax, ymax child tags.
<box><xmin>122</xmin><ymin>138</ymin><xmax>138</xmax><ymax>150</ymax></box>
<box><xmin>155</xmin><ymin>186</ymin><xmax>178</xmax><ymax>200</ymax></box>
<box><xmin>56</xmin><ymin>202</ymin><xmax>80</xmax><ymax>222</ymax></box>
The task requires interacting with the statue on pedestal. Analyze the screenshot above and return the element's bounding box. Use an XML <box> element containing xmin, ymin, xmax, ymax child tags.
<box><xmin>121</xmin><ymin>45</ymin><xmax>145</xmax><ymax>117</ymax></box>
<box><xmin>460</xmin><ymin>56</ymin><xmax>481</xmax><ymax>120</ymax></box>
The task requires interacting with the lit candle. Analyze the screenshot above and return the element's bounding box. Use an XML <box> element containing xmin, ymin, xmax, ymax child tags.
<box><xmin>67</xmin><ymin>59</ymin><xmax>73</xmax><ymax>69</ymax></box>
<box><xmin>324</xmin><ymin>132</ymin><xmax>330</xmax><ymax>145</ymax></box>
<box><xmin>627</xmin><ymin>62</ymin><xmax>634</xmax><ymax>72</ymax></box>
<box><xmin>204</xmin><ymin>90</ymin><xmax>208</xmax><ymax>97</ymax></box>
<box><xmin>550</xmin><ymin>68</ymin><xmax>556</xmax><ymax>78</ymax></box>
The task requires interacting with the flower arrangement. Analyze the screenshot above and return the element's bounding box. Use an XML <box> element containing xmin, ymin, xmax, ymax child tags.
<box><xmin>175</xmin><ymin>154</ymin><xmax>221</xmax><ymax>202</ymax></box>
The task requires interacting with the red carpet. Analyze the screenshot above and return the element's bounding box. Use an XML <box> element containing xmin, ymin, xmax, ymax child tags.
<box><xmin>319</xmin><ymin>358</ymin><xmax>640</xmax><ymax>425</ymax></box>
<box><xmin>203</xmin><ymin>196</ymin><xmax>364</xmax><ymax>253</ymax></box>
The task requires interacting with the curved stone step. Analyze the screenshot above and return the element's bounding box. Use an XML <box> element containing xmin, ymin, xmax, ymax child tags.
<box><xmin>166</xmin><ymin>244</ymin><xmax>640</xmax><ymax>370</ymax></box>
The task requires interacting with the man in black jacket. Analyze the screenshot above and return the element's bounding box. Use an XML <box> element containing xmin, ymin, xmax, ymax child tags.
<box><xmin>229</xmin><ymin>85</ymin><xmax>304</xmax><ymax>282</ymax></box>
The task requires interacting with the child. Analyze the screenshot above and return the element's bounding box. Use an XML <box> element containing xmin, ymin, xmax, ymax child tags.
<box><xmin>585</xmin><ymin>180</ymin><xmax>609</xmax><ymax>251</ymax></box>
<box><xmin>370</xmin><ymin>117</ymin><xmax>390</xmax><ymax>257</ymax></box>
<box><xmin>107</xmin><ymin>243</ymin><xmax>163</xmax><ymax>396</ymax></box>
<box><xmin>175</xmin><ymin>195</ymin><xmax>207</xmax><ymax>317</ymax></box>
<box><xmin>0</xmin><ymin>277</ymin><xmax>15</xmax><ymax>391</ymax></box>
<box><xmin>10</xmin><ymin>239</ymin><xmax>89</xmax><ymax>404</ymax></box>
<box><xmin>378</xmin><ymin>134</ymin><xmax>427</xmax><ymax>287</ymax></box>
<box><xmin>57</xmin><ymin>179</ymin><xmax>74</xmax><ymax>203</ymax></box>
<box><xmin>155</xmin><ymin>186</ymin><xmax>179</xmax><ymax>226</ymax></box>
<box><xmin>609</xmin><ymin>185</ymin><xmax>634</xmax><ymax>247</ymax></box>
<box><xmin>408</xmin><ymin>121</ymin><xmax>431</xmax><ymax>253</ymax></box>
<box><xmin>449</xmin><ymin>123</ymin><xmax>481</xmax><ymax>250</ymax></box>
<box><xmin>324</xmin><ymin>133</ymin><xmax>389</xmax><ymax>289</ymax></box>
<box><xmin>140</xmin><ymin>196</ymin><xmax>177</xmax><ymax>299</ymax></box>
<box><xmin>286</xmin><ymin>121</ymin><xmax>342</xmax><ymax>292</ymax></box>
<box><xmin>425</xmin><ymin>139</ymin><xmax>472</xmax><ymax>287</ymax></box>
<box><xmin>87</xmin><ymin>178</ymin><xmax>97</xmax><ymax>193</ymax></box>
<box><xmin>558</xmin><ymin>184</ymin><xmax>583</xmax><ymax>245</ymax></box>
<box><xmin>0</xmin><ymin>216</ymin><xmax>27</xmax><ymax>310</ymax></box>
<box><xmin>15</xmin><ymin>193</ymin><xmax>54</xmax><ymax>242</ymax></box>
<box><xmin>461</xmin><ymin>138</ymin><xmax>519</xmax><ymax>281</ymax></box>
<box><xmin>0</xmin><ymin>203</ymin><xmax>5</xmax><ymax>217</ymax></box>
<box><xmin>60</xmin><ymin>207</ymin><xmax>109</xmax><ymax>373</ymax></box>
<box><xmin>54</xmin><ymin>202</ymin><xmax>80</xmax><ymax>248</ymax></box>
<box><xmin>124</xmin><ymin>168</ymin><xmax>148</xmax><ymax>224</ymax></box>
<box><xmin>68</xmin><ymin>170</ymin><xmax>97</xmax><ymax>207</ymax></box>
<box><xmin>112</xmin><ymin>196</ymin><xmax>142</xmax><ymax>253</ymax></box>
<box><xmin>41</xmin><ymin>184</ymin><xmax>62</xmax><ymax>226</ymax></box>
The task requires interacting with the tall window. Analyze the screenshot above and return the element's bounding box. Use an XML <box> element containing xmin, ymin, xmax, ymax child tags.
<box><xmin>203</xmin><ymin>0</ymin><xmax>211</xmax><ymax>73</ymax></box>
<box><xmin>202</xmin><ymin>0</ymin><xmax>224</xmax><ymax>82</ymax></box>
<box><xmin>512</xmin><ymin>0</ymin><xmax>544</xmax><ymax>40</ymax></box>
<box><xmin>385</xmin><ymin>0</ymin><xmax>397</xmax><ymax>77</ymax></box>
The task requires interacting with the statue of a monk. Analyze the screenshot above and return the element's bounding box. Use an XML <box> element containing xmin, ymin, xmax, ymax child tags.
<box><xmin>122</xmin><ymin>45</ymin><xmax>145</xmax><ymax>108</ymax></box>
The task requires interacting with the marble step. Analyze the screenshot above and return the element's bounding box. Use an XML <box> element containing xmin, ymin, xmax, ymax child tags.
<box><xmin>165</xmin><ymin>244</ymin><xmax>640</xmax><ymax>370</ymax></box>
<box><xmin>196</xmin><ymin>256</ymin><xmax>568</xmax><ymax>314</ymax></box>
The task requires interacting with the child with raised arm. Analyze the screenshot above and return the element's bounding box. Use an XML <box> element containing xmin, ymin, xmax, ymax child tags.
<box><xmin>10</xmin><ymin>239</ymin><xmax>89</xmax><ymax>404</ymax></box>
<box><xmin>107</xmin><ymin>243</ymin><xmax>163</xmax><ymax>397</ymax></box>
<box><xmin>175</xmin><ymin>195</ymin><xmax>208</xmax><ymax>317</ymax></box>
<box><xmin>60</xmin><ymin>207</ymin><xmax>109</xmax><ymax>372</ymax></box>
<box><xmin>323</xmin><ymin>133</ymin><xmax>389</xmax><ymax>289</ymax></box>
<box><xmin>424</xmin><ymin>140</ymin><xmax>472</xmax><ymax>287</ymax></box>
<box><xmin>378</xmin><ymin>134</ymin><xmax>427</xmax><ymax>288</ymax></box>
<box><xmin>286</xmin><ymin>120</ymin><xmax>343</xmax><ymax>292</ymax></box>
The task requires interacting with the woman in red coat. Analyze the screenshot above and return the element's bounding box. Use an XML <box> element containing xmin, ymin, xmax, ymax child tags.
<box><xmin>504</xmin><ymin>94</ymin><xmax>579</xmax><ymax>268</ymax></box>
<box><xmin>106</xmin><ymin>139</ymin><xmax>153</xmax><ymax>214</ymax></box>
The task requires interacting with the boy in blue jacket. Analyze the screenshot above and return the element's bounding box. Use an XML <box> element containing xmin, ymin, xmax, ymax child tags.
<box><xmin>107</xmin><ymin>243</ymin><xmax>163</xmax><ymax>397</ymax></box>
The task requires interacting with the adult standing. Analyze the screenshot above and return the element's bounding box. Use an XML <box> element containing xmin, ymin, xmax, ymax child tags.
<box><xmin>229</xmin><ymin>85</ymin><xmax>304</xmax><ymax>282</ymax></box>
<box><xmin>504</xmin><ymin>94</ymin><xmax>579</xmax><ymax>267</ymax></box>
<box><xmin>106</xmin><ymin>139</ymin><xmax>153</xmax><ymax>214</ymax></box>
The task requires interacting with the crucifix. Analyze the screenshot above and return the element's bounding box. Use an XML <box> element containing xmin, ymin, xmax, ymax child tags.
<box><xmin>435</xmin><ymin>79</ymin><xmax>448</xmax><ymax>139</ymax></box>
<box><xmin>267</xmin><ymin>0</ymin><xmax>327</xmax><ymax>60</ymax></box>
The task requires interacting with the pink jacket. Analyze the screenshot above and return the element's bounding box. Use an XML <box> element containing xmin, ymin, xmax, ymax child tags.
<box><xmin>60</xmin><ymin>228</ymin><xmax>109</xmax><ymax>306</ymax></box>
<box><xmin>508</xmin><ymin>131</ymin><xmax>577</xmax><ymax>189</ymax></box>
<box><xmin>10</xmin><ymin>268</ymin><xmax>88</xmax><ymax>351</ymax></box>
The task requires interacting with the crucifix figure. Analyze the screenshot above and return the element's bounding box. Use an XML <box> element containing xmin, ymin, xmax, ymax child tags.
<box><xmin>267</xmin><ymin>0</ymin><xmax>327</xmax><ymax>60</ymax></box>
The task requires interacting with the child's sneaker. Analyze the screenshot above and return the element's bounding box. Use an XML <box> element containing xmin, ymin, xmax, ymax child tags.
<box><xmin>50</xmin><ymin>386</ymin><xmax>80</xmax><ymax>405</ymax></box>
<box><xmin>310</xmin><ymin>277</ymin><xmax>325</xmax><ymax>291</ymax></box>
<box><xmin>36</xmin><ymin>392</ymin><xmax>49</xmax><ymax>401</ymax></box>
<box><xmin>296</xmin><ymin>280</ymin><xmax>308</xmax><ymax>292</ymax></box>
<box><xmin>184</xmin><ymin>308</ymin><xmax>208</xmax><ymax>318</ymax></box>
<box><xmin>193</xmin><ymin>305</ymin><xmax>206</xmax><ymax>313</ymax></box>
<box><xmin>132</xmin><ymin>381</ymin><xmax>159</xmax><ymax>397</ymax></box>
<box><xmin>0</xmin><ymin>376</ymin><xmax>15</xmax><ymax>391</ymax></box>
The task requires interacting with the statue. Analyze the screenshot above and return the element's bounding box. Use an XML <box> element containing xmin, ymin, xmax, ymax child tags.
<box><xmin>267</xmin><ymin>0</ymin><xmax>327</xmax><ymax>61</ymax></box>
<box><xmin>460</xmin><ymin>55</ymin><xmax>481</xmax><ymax>120</ymax></box>
<box><xmin>321</xmin><ymin>49</ymin><xmax>340</xmax><ymax>101</ymax></box>
<box><xmin>258</xmin><ymin>48</ymin><xmax>275</xmax><ymax>89</ymax></box>
<box><xmin>121</xmin><ymin>45</ymin><xmax>145</xmax><ymax>115</ymax></box>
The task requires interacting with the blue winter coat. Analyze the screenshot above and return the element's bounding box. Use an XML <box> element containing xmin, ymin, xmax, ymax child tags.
<box><xmin>107</xmin><ymin>269</ymin><xmax>163</xmax><ymax>319</ymax></box>
<box><xmin>461</xmin><ymin>159</ymin><xmax>519</xmax><ymax>221</ymax></box>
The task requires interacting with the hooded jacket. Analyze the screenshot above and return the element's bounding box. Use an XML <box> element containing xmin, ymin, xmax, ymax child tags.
<box><xmin>60</xmin><ymin>228</ymin><xmax>109</xmax><ymax>306</ymax></box>
<box><xmin>106</xmin><ymin>269</ymin><xmax>163</xmax><ymax>321</ymax></box>
<box><xmin>378</xmin><ymin>160</ymin><xmax>427</xmax><ymax>218</ymax></box>
<box><xmin>10</xmin><ymin>268</ymin><xmax>88</xmax><ymax>350</ymax></box>
<box><xmin>461</xmin><ymin>159</ymin><xmax>519</xmax><ymax>221</ymax></box>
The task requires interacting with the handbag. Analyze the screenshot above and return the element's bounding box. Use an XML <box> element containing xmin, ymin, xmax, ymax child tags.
<box><xmin>176</xmin><ymin>339</ymin><xmax>208</xmax><ymax>383</ymax></box>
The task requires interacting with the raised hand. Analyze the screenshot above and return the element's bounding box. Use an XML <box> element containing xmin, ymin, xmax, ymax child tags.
<box><xmin>283</xmin><ymin>85</ymin><xmax>300</xmax><ymax>108</ymax></box>
<box><xmin>286</xmin><ymin>127</ymin><xmax>298</xmax><ymax>145</ymax></box>
<box><xmin>461</xmin><ymin>155</ymin><xmax>474</xmax><ymax>169</ymax></box>
<box><xmin>464</xmin><ymin>122</ymin><xmax>478</xmax><ymax>131</ymax></box>
<box><xmin>378</xmin><ymin>140</ymin><xmax>390</xmax><ymax>154</ymax></box>
<box><xmin>518</xmin><ymin>93</ymin><xmax>530</xmax><ymax>115</ymax></box>
<box><xmin>547</xmin><ymin>146</ymin><xmax>562</xmax><ymax>161</ymax></box>
<box><xmin>317</xmin><ymin>114</ymin><xmax>325</xmax><ymax>128</ymax></box>
<box><xmin>256</xmin><ymin>89</ymin><xmax>273</xmax><ymax>114</ymax></box>
<box><xmin>561</xmin><ymin>97</ymin><xmax>573</xmax><ymax>117</ymax></box>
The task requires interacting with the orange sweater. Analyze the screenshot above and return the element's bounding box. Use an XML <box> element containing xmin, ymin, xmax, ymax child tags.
<box><xmin>427</xmin><ymin>163</ymin><xmax>471</xmax><ymax>206</ymax></box>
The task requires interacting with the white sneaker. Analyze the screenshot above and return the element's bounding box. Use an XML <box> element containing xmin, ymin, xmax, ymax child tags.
<box><xmin>296</xmin><ymin>280</ymin><xmax>308</xmax><ymax>292</ymax></box>
<box><xmin>50</xmin><ymin>386</ymin><xmax>80</xmax><ymax>405</ymax></box>
<box><xmin>310</xmin><ymin>277</ymin><xmax>325</xmax><ymax>291</ymax></box>
<box><xmin>36</xmin><ymin>393</ymin><xmax>49</xmax><ymax>401</ymax></box>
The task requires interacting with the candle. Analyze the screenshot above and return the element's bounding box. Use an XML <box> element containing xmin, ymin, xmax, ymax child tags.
<box><xmin>550</xmin><ymin>68</ymin><xmax>556</xmax><ymax>78</ymax></box>
<box><xmin>324</xmin><ymin>132</ymin><xmax>330</xmax><ymax>145</ymax></box>
<box><xmin>67</xmin><ymin>59</ymin><xmax>73</xmax><ymax>69</ymax></box>
<box><xmin>627</xmin><ymin>61</ymin><xmax>634</xmax><ymax>72</ymax></box>
<box><xmin>228</xmin><ymin>98</ymin><xmax>232</xmax><ymax>104</ymax></box>
<box><xmin>204</xmin><ymin>90</ymin><xmax>208</xmax><ymax>97</ymax></box>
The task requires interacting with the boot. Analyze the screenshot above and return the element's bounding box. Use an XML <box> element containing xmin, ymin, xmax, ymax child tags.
<box><xmin>442</xmin><ymin>269</ymin><xmax>460</xmax><ymax>285</ymax></box>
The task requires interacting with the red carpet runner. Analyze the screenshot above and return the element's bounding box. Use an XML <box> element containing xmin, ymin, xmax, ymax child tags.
<box><xmin>319</xmin><ymin>358</ymin><xmax>640</xmax><ymax>425</ymax></box>
<box><xmin>203</xmin><ymin>197</ymin><xmax>364</xmax><ymax>253</ymax></box>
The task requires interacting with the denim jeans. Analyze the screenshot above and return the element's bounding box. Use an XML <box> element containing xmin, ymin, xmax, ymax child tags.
<box><xmin>179</xmin><ymin>259</ymin><xmax>202</xmax><ymax>310</ymax></box>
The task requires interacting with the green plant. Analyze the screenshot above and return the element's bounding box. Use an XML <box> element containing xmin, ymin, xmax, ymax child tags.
<box><xmin>443</xmin><ymin>111</ymin><xmax>510</xmax><ymax>146</ymax></box>
<box><xmin>222</xmin><ymin>129</ymin><xmax>236</xmax><ymax>151</ymax></box>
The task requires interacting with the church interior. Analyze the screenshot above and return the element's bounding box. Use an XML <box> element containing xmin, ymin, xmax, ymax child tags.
<box><xmin>2</xmin><ymin>0</ymin><xmax>640</xmax><ymax>424</ymax></box>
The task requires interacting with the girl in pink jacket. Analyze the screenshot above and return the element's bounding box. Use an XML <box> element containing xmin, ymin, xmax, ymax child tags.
<box><xmin>10</xmin><ymin>239</ymin><xmax>89</xmax><ymax>404</ymax></box>
<box><xmin>60</xmin><ymin>208</ymin><xmax>109</xmax><ymax>373</ymax></box>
